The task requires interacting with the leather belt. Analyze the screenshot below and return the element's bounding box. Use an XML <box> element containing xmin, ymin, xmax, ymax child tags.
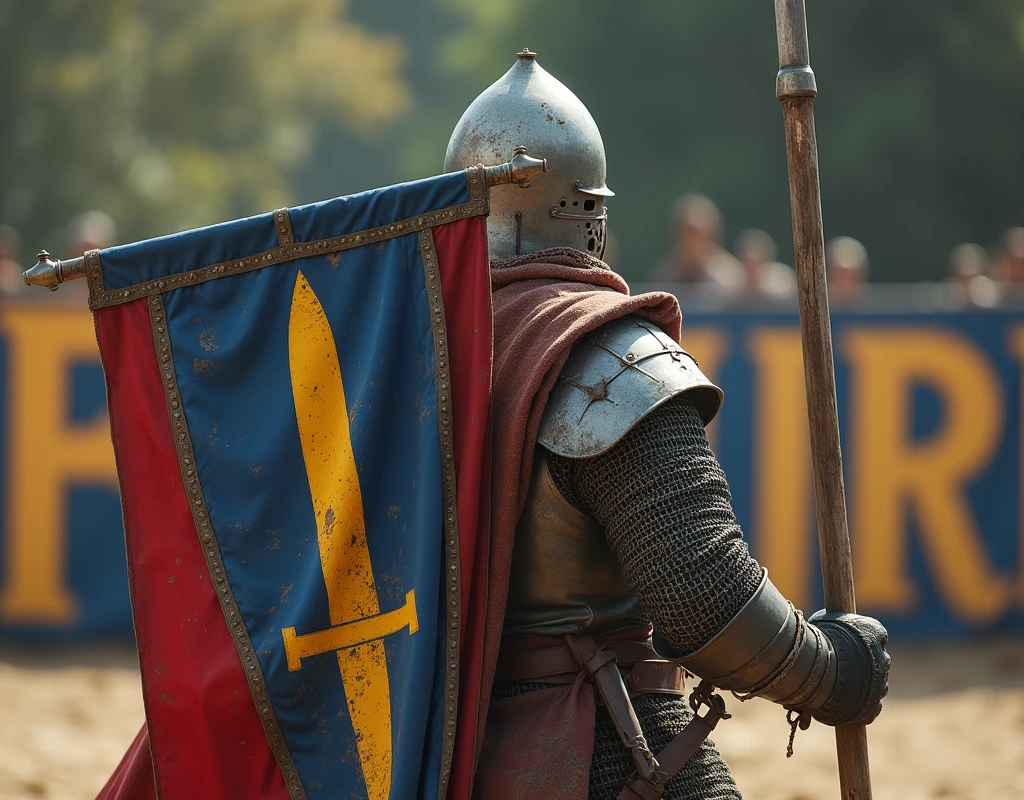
<box><xmin>495</xmin><ymin>637</ymin><xmax>685</xmax><ymax>697</ymax></box>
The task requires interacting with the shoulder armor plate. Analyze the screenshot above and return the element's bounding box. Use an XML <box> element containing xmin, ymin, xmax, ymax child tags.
<box><xmin>538</xmin><ymin>316</ymin><xmax>724</xmax><ymax>458</ymax></box>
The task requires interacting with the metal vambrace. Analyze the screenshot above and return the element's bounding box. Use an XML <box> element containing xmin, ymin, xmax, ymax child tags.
<box><xmin>675</xmin><ymin>569</ymin><xmax>838</xmax><ymax>715</ymax></box>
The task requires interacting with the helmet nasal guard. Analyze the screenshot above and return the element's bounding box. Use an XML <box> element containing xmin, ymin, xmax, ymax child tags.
<box><xmin>444</xmin><ymin>49</ymin><xmax>613</xmax><ymax>262</ymax></box>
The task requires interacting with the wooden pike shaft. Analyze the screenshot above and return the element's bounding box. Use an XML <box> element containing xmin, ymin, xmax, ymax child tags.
<box><xmin>773</xmin><ymin>1</ymin><xmax>874</xmax><ymax>798</ymax></box>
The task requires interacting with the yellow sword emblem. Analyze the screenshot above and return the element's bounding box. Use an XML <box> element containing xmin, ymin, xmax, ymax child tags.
<box><xmin>282</xmin><ymin>271</ymin><xmax>418</xmax><ymax>800</ymax></box>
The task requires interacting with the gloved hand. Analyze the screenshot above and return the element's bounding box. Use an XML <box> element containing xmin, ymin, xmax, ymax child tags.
<box><xmin>805</xmin><ymin>610</ymin><xmax>890</xmax><ymax>726</ymax></box>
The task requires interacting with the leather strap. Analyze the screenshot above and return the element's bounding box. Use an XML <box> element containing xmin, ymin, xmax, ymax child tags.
<box><xmin>618</xmin><ymin>680</ymin><xmax>731</xmax><ymax>800</ymax></box>
<box><xmin>567</xmin><ymin>634</ymin><xmax>662</xmax><ymax>786</ymax></box>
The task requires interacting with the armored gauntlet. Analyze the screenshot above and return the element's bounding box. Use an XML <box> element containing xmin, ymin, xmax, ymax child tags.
<box><xmin>674</xmin><ymin>571</ymin><xmax>890</xmax><ymax>726</ymax></box>
<box><xmin>805</xmin><ymin>610</ymin><xmax>890</xmax><ymax>726</ymax></box>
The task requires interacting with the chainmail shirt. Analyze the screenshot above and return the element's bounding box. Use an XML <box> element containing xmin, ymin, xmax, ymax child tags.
<box><xmin>532</xmin><ymin>393</ymin><xmax>761</xmax><ymax>798</ymax></box>
<box><xmin>547</xmin><ymin>394</ymin><xmax>763</xmax><ymax>653</ymax></box>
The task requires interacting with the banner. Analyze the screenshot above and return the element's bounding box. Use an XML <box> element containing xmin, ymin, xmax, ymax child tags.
<box><xmin>0</xmin><ymin>306</ymin><xmax>1021</xmax><ymax>647</ymax></box>
<box><xmin>86</xmin><ymin>168</ymin><xmax>492</xmax><ymax>800</ymax></box>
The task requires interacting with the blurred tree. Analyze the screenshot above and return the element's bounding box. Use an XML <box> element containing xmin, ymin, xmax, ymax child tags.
<box><xmin>293</xmin><ymin>0</ymin><xmax>466</xmax><ymax>203</ymax></box>
<box><xmin>7</xmin><ymin>0</ymin><xmax>1024</xmax><ymax>283</ymax></box>
<box><xmin>0</xmin><ymin>0</ymin><xmax>408</xmax><ymax>252</ymax></box>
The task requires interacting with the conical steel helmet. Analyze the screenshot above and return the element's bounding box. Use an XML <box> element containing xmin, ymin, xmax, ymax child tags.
<box><xmin>444</xmin><ymin>49</ymin><xmax>613</xmax><ymax>262</ymax></box>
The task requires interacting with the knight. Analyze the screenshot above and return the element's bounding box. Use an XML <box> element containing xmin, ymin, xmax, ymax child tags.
<box><xmin>445</xmin><ymin>50</ymin><xmax>890</xmax><ymax>800</ymax></box>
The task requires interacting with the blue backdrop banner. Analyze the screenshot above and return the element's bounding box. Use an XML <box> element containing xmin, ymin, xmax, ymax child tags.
<box><xmin>0</xmin><ymin>306</ymin><xmax>1022</xmax><ymax>641</ymax></box>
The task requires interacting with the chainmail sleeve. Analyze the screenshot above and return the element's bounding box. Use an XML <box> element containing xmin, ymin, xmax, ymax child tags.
<box><xmin>547</xmin><ymin>393</ymin><xmax>763</xmax><ymax>653</ymax></box>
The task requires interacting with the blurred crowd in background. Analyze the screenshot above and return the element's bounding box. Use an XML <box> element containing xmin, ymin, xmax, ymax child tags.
<box><xmin>639</xmin><ymin>192</ymin><xmax>1023</xmax><ymax>311</ymax></box>
<box><xmin>3</xmin><ymin>198</ymin><xmax>1021</xmax><ymax>312</ymax></box>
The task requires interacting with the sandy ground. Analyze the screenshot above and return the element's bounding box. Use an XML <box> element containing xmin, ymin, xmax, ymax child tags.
<box><xmin>1</xmin><ymin>640</ymin><xmax>1022</xmax><ymax>799</ymax></box>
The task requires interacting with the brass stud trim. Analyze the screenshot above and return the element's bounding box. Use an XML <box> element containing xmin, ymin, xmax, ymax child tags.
<box><xmin>148</xmin><ymin>296</ymin><xmax>307</xmax><ymax>800</ymax></box>
<box><xmin>84</xmin><ymin>249</ymin><xmax>103</xmax><ymax>305</ymax></box>
<box><xmin>419</xmin><ymin>228</ymin><xmax>463</xmax><ymax>800</ymax></box>
<box><xmin>89</xmin><ymin>167</ymin><xmax>488</xmax><ymax>310</ymax></box>
<box><xmin>273</xmin><ymin>208</ymin><xmax>295</xmax><ymax>247</ymax></box>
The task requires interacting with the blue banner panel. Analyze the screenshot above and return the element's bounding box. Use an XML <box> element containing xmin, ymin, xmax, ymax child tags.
<box><xmin>163</xmin><ymin>239</ymin><xmax>445</xmax><ymax>798</ymax></box>
<box><xmin>0</xmin><ymin>307</ymin><xmax>1022</xmax><ymax>642</ymax></box>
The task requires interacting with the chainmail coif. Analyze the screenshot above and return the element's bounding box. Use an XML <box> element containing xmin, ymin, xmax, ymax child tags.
<box><xmin>541</xmin><ymin>393</ymin><xmax>763</xmax><ymax>798</ymax></box>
